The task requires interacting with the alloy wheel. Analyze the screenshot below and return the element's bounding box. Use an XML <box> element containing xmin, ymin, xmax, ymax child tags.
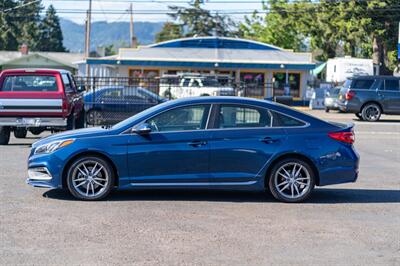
<box><xmin>70</xmin><ymin>159</ymin><xmax>110</xmax><ymax>198</ymax></box>
<box><xmin>362</xmin><ymin>103</ymin><xmax>381</xmax><ymax>122</ymax></box>
<box><xmin>273</xmin><ymin>162</ymin><xmax>312</xmax><ymax>200</ymax></box>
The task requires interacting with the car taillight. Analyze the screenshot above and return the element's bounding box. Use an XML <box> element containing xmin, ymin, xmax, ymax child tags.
<box><xmin>328</xmin><ymin>131</ymin><xmax>355</xmax><ymax>144</ymax></box>
<box><xmin>345</xmin><ymin>90</ymin><xmax>356</xmax><ymax>100</ymax></box>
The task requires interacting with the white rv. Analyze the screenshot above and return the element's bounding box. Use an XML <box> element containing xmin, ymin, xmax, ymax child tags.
<box><xmin>326</xmin><ymin>57</ymin><xmax>373</xmax><ymax>83</ymax></box>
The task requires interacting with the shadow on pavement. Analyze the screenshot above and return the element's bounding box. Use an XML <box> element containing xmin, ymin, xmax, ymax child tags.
<box><xmin>352</xmin><ymin>118</ymin><xmax>400</xmax><ymax>123</ymax></box>
<box><xmin>43</xmin><ymin>188</ymin><xmax>400</xmax><ymax>204</ymax></box>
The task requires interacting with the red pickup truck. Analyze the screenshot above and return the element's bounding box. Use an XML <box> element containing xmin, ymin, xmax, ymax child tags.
<box><xmin>0</xmin><ymin>69</ymin><xmax>85</xmax><ymax>145</ymax></box>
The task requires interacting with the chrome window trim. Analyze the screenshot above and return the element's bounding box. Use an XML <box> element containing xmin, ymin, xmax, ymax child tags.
<box><xmin>212</xmin><ymin>102</ymin><xmax>310</xmax><ymax>130</ymax></box>
<box><xmin>122</xmin><ymin>101</ymin><xmax>310</xmax><ymax>134</ymax></box>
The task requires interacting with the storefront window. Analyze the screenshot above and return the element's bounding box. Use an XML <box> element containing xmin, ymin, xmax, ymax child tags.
<box><xmin>273</xmin><ymin>73</ymin><xmax>300</xmax><ymax>97</ymax></box>
<box><xmin>240</xmin><ymin>72</ymin><xmax>265</xmax><ymax>97</ymax></box>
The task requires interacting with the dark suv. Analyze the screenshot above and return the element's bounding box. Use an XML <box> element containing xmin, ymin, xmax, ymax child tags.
<box><xmin>338</xmin><ymin>76</ymin><xmax>400</xmax><ymax>121</ymax></box>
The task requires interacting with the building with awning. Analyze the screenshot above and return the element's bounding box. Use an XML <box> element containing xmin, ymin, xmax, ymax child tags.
<box><xmin>83</xmin><ymin>36</ymin><xmax>315</xmax><ymax>98</ymax></box>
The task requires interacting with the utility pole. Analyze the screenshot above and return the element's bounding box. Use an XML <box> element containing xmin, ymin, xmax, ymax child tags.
<box><xmin>85</xmin><ymin>0</ymin><xmax>92</xmax><ymax>77</ymax></box>
<box><xmin>130</xmin><ymin>3</ymin><xmax>137</xmax><ymax>48</ymax></box>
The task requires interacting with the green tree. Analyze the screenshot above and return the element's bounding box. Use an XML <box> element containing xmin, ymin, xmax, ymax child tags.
<box><xmin>37</xmin><ymin>5</ymin><xmax>66</xmax><ymax>52</ymax></box>
<box><xmin>155</xmin><ymin>22</ymin><xmax>183</xmax><ymax>43</ymax></box>
<box><xmin>239</xmin><ymin>0</ymin><xmax>306</xmax><ymax>51</ymax></box>
<box><xmin>0</xmin><ymin>0</ymin><xmax>19</xmax><ymax>50</ymax></box>
<box><xmin>17</xmin><ymin>0</ymin><xmax>43</xmax><ymax>50</ymax></box>
<box><xmin>156</xmin><ymin>0</ymin><xmax>240</xmax><ymax>42</ymax></box>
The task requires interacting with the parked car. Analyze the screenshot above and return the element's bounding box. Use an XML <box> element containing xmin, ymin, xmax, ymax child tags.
<box><xmin>159</xmin><ymin>74</ymin><xmax>235</xmax><ymax>98</ymax></box>
<box><xmin>84</xmin><ymin>86</ymin><xmax>165</xmax><ymax>125</ymax></box>
<box><xmin>0</xmin><ymin>69</ymin><xmax>85</xmax><ymax>145</ymax></box>
<box><xmin>27</xmin><ymin>97</ymin><xmax>359</xmax><ymax>203</ymax></box>
<box><xmin>324</xmin><ymin>86</ymin><xmax>341</xmax><ymax>112</ymax></box>
<box><xmin>338</xmin><ymin>76</ymin><xmax>400</xmax><ymax>121</ymax></box>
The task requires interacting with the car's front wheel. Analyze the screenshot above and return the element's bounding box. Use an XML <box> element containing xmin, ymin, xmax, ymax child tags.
<box><xmin>361</xmin><ymin>103</ymin><xmax>381</xmax><ymax>122</ymax></box>
<box><xmin>66</xmin><ymin>156</ymin><xmax>114</xmax><ymax>200</ymax></box>
<box><xmin>268</xmin><ymin>158</ymin><xmax>315</xmax><ymax>203</ymax></box>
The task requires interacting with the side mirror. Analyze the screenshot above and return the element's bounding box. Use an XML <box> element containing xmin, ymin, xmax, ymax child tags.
<box><xmin>77</xmin><ymin>85</ymin><xmax>86</xmax><ymax>92</ymax></box>
<box><xmin>133</xmin><ymin>123</ymin><xmax>152</xmax><ymax>135</ymax></box>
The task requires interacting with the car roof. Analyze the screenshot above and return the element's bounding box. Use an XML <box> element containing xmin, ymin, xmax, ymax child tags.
<box><xmin>0</xmin><ymin>68</ymin><xmax>71</xmax><ymax>74</ymax></box>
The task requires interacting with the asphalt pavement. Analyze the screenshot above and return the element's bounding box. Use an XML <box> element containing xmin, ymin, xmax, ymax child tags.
<box><xmin>1</xmin><ymin>110</ymin><xmax>399</xmax><ymax>265</ymax></box>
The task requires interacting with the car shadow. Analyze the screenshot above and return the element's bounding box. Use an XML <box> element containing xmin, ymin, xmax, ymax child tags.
<box><xmin>43</xmin><ymin>188</ymin><xmax>400</xmax><ymax>204</ymax></box>
<box><xmin>353</xmin><ymin>118</ymin><xmax>400</xmax><ymax>123</ymax></box>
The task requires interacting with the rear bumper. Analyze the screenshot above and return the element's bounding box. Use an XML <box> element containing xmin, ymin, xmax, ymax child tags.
<box><xmin>318</xmin><ymin>145</ymin><xmax>360</xmax><ymax>186</ymax></box>
<box><xmin>338</xmin><ymin>101</ymin><xmax>360</xmax><ymax>113</ymax></box>
<box><xmin>0</xmin><ymin>117</ymin><xmax>67</xmax><ymax>127</ymax></box>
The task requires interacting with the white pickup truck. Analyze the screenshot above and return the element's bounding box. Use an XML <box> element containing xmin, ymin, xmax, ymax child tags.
<box><xmin>159</xmin><ymin>75</ymin><xmax>235</xmax><ymax>99</ymax></box>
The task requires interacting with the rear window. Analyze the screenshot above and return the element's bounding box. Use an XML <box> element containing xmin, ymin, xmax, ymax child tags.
<box><xmin>1</xmin><ymin>75</ymin><xmax>58</xmax><ymax>92</ymax></box>
<box><xmin>385</xmin><ymin>79</ymin><xmax>400</xmax><ymax>91</ymax></box>
<box><xmin>351</xmin><ymin>79</ymin><xmax>374</xmax><ymax>90</ymax></box>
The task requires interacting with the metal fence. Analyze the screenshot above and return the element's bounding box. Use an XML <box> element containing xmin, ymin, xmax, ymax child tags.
<box><xmin>75</xmin><ymin>76</ymin><xmax>273</xmax><ymax>126</ymax></box>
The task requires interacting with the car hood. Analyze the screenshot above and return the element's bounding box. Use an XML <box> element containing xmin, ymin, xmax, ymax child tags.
<box><xmin>32</xmin><ymin>127</ymin><xmax>111</xmax><ymax>148</ymax></box>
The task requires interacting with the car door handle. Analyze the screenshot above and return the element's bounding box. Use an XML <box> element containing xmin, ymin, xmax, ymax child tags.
<box><xmin>260</xmin><ymin>137</ymin><xmax>279</xmax><ymax>144</ymax></box>
<box><xmin>188</xmin><ymin>140</ymin><xmax>207</xmax><ymax>147</ymax></box>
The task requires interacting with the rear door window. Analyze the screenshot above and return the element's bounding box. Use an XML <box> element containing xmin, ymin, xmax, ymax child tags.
<box><xmin>217</xmin><ymin>105</ymin><xmax>272</xmax><ymax>128</ymax></box>
<box><xmin>351</xmin><ymin>79</ymin><xmax>374</xmax><ymax>90</ymax></box>
<box><xmin>384</xmin><ymin>79</ymin><xmax>400</xmax><ymax>91</ymax></box>
<box><xmin>1</xmin><ymin>75</ymin><xmax>58</xmax><ymax>92</ymax></box>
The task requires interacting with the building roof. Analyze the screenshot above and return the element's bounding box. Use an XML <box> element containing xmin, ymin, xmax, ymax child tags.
<box><xmin>148</xmin><ymin>36</ymin><xmax>283</xmax><ymax>51</ymax></box>
<box><xmin>0</xmin><ymin>51</ymin><xmax>84</xmax><ymax>68</ymax></box>
<box><xmin>87</xmin><ymin>36</ymin><xmax>315</xmax><ymax>70</ymax></box>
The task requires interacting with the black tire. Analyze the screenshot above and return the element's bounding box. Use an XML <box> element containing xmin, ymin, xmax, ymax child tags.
<box><xmin>361</xmin><ymin>103</ymin><xmax>381</xmax><ymax>122</ymax></box>
<box><xmin>76</xmin><ymin>109</ymin><xmax>86</xmax><ymax>129</ymax></box>
<box><xmin>325</xmin><ymin>107</ymin><xmax>330</xmax><ymax>113</ymax></box>
<box><xmin>86</xmin><ymin>110</ymin><xmax>104</xmax><ymax>126</ymax></box>
<box><xmin>66</xmin><ymin>113</ymin><xmax>76</xmax><ymax>130</ymax></box>
<box><xmin>268</xmin><ymin>158</ymin><xmax>315</xmax><ymax>203</ymax></box>
<box><xmin>30</xmin><ymin>128</ymin><xmax>45</xmax><ymax>135</ymax></box>
<box><xmin>0</xmin><ymin>126</ymin><xmax>10</xmax><ymax>145</ymax></box>
<box><xmin>355</xmin><ymin>113</ymin><xmax>363</xmax><ymax>120</ymax></box>
<box><xmin>66</xmin><ymin>156</ymin><xmax>114</xmax><ymax>200</ymax></box>
<box><xmin>14</xmin><ymin>128</ymin><xmax>27</xmax><ymax>138</ymax></box>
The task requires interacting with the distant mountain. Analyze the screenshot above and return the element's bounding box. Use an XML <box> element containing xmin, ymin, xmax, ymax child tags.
<box><xmin>60</xmin><ymin>18</ymin><xmax>164</xmax><ymax>53</ymax></box>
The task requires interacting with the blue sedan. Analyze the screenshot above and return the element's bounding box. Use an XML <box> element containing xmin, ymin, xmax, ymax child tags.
<box><xmin>27</xmin><ymin>97</ymin><xmax>359</xmax><ymax>203</ymax></box>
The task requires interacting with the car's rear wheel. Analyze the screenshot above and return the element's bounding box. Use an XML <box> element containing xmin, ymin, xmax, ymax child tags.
<box><xmin>14</xmin><ymin>128</ymin><xmax>27</xmax><ymax>138</ymax></box>
<box><xmin>66</xmin><ymin>156</ymin><xmax>114</xmax><ymax>200</ymax></box>
<box><xmin>66</xmin><ymin>113</ymin><xmax>76</xmax><ymax>130</ymax></box>
<box><xmin>76</xmin><ymin>110</ymin><xmax>86</xmax><ymax>129</ymax></box>
<box><xmin>268</xmin><ymin>158</ymin><xmax>315</xmax><ymax>203</ymax></box>
<box><xmin>0</xmin><ymin>126</ymin><xmax>10</xmax><ymax>145</ymax></box>
<box><xmin>86</xmin><ymin>110</ymin><xmax>104</xmax><ymax>126</ymax></box>
<box><xmin>361</xmin><ymin>103</ymin><xmax>381</xmax><ymax>122</ymax></box>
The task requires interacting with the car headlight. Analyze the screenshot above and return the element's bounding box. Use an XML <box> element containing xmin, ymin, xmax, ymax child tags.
<box><xmin>34</xmin><ymin>139</ymin><xmax>75</xmax><ymax>155</ymax></box>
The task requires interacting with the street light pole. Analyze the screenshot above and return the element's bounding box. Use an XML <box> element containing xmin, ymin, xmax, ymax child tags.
<box><xmin>85</xmin><ymin>0</ymin><xmax>92</xmax><ymax>77</ymax></box>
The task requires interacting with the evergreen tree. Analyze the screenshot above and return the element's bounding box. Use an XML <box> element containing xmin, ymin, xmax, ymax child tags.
<box><xmin>0</xmin><ymin>0</ymin><xmax>19</xmax><ymax>50</ymax></box>
<box><xmin>17</xmin><ymin>0</ymin><xmax>43</xmax><ymax>50</ymax></box>
<box><xmin>156</xmin><ymin>0</ymin><xmax>240</xmax><ymax>42</ymax></box>
<box><xmin>37</xmin><ymin>5</ymin><xmax>66</xmax><ymax>52</ymax></box>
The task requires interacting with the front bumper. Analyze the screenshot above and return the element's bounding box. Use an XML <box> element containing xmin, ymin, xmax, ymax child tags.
<box><xmin>27</xmin><ymin>153</ymin><xmax>65</xmax><ymax>189</ymax></box>
<box><xmin>0</xmin><ymin>117</ymin><xmax>67</xmax><ymax>127</ymax></box>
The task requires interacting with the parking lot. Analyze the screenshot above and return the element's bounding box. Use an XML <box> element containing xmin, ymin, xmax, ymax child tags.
<box><xmin>0</xmin><ymin>110</ymin><xmax>399</xmax><ymax>265</ymax></box>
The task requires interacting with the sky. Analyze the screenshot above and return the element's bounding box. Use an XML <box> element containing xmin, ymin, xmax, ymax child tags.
<box><xmin>42</xmin><ymin>0</ymin><xmax>263</xmax><ymax>24</ymax></box>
